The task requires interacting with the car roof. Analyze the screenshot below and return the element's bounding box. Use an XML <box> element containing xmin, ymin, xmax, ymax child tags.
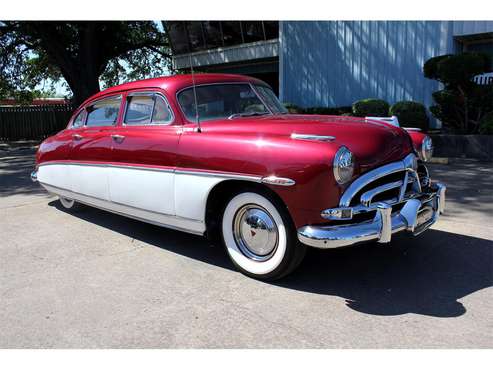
<box><xmin>82</xmin><ymin>73</ymin><xmax>269</xmax><ymax>107</ymax></box>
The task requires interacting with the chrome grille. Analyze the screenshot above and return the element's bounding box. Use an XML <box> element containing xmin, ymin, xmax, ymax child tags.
<box><xmin>340</xmin><ymin>153</ymin><xmax>421</xmax><ymax>210</ymax></box>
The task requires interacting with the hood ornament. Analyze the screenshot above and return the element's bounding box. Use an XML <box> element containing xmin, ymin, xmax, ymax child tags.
<box><xmin>291</xmin><ymin>133</ymin><xmax>336</xmax><ymax>142</ymax></box>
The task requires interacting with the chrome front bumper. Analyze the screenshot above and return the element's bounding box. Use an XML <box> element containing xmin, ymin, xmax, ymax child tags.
<box><xmin>298</xmin><ymin>182</ymin><xmax>446</xmax><ymax>249</ymax></box>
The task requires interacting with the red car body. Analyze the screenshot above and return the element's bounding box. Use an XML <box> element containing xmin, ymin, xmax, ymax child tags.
<box><xmin>33</xmin><ymin>73</ymin><xmax>445</xmax><ymax>279</ymax></box>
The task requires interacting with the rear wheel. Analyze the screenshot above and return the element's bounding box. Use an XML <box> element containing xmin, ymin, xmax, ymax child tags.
<box><xmin>221</xmin><ymin>191</ymin><xmax>306</xmax><ymax>280</ymax></box>
<box><xmin>59</xmin><ymin>197</ymin><xmax>82</xmax><ymax>211</ymax></box>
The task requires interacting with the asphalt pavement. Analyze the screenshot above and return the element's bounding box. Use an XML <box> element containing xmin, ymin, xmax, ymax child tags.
<box><xmin>1</xmin><ymin>147</ymin><xmax>492</xmax><ymax>348</ymax></box>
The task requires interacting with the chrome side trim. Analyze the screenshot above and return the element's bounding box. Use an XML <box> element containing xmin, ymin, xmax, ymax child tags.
<box><xmin>175</xmin><ymin>169</ymin><xmax>261</xmax><ymax>182</ymax></box>
<box><xmin>340</xmin><ymin>153</ymin><xmax>417</xmax><ymax>207</ymax></box>
<box><xmin>291</xmin><ymin>133</ymin><xmax>336</xmax><ymax>142</ymax></box>
<box><xmin>40</xmin><ymin>182</ymin><xmax>205</xmax><ymax>235</ymax></box>
<box><xmin>261</xmin><ymin>176</ymin><xmax>295</xmax><ymax>186</ymax></box>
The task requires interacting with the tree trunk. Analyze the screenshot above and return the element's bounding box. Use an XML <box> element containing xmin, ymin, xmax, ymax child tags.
<box><xmin>68</xmin><ymin>71</ymin><xmax>101</xmax><ymax>108</ymax></box>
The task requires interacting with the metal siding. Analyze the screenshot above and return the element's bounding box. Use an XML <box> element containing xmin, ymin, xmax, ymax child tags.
<box><xmin>453</xmin><ymin>21</ymin><xmax>493</xmax><ymax>36</ymax></box>
<box><xmin>280</xmin><ymin>21</ymin><xmax>463</xmax><ymax>114</ymax></box>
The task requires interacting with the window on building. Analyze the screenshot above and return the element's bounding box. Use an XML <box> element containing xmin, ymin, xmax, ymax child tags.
<box><xmin>241</xmin><ymin>21</ymin><xmax>265</xmax><ymax>43</ymax></box>
<box><xmin>166</xmin><ymin>21</ymin><xmax>279</xmax><ymax>55</ymax></box>
<box><xmin>167</xmin><ymin>22</ymin><xmax>189</xmax><ymax>54</ymax></box>
<box><xmin>221</xmin><ymin>21</ymin><xmax>243</xmax><ymax>46</ymax></box>
<box><xmin>263</xmin><ymin>21</ymin><xmax>279</xmax><ymax>40</ymax></box>
<box><xmin>86</xmin><ymin>96</ymin><xmax>121</xmax><ymax>127</ymax></box>
<box><xmin>186</xmin><ymin>21</ymin><xmax>206</xmax><ymax>52</ymax></box>
<box><xmin>203</xmin><ymin>21</ymin><xmax>223</xmax><ymax>49</ymax></box>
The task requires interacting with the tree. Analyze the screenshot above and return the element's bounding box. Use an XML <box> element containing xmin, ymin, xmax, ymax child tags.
<box><xmin>424</xmin><ymin>52</ymin><xmax>493</xmax><ymax>133</ymax></box>
<box><xmin>0</xmin><ymin>21</ymin><xmax>172</xmax><ymax>106</ymax></box>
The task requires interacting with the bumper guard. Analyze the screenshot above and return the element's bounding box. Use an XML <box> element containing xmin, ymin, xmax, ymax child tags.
<box><xmin>298</xmin><ymin>183</ymin><xmax>446</xmax><ymax>249</ymax></box>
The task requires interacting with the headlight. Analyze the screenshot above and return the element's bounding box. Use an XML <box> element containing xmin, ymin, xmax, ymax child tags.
<box><xmin>333</xmin><ymin>146</ymin><xmax>354</xmax><ymax>185</ymax></box>
<box><xmin>420</xmin><ymin>136</ymin><xmax>433</xmax><ymax>162</ymax></box>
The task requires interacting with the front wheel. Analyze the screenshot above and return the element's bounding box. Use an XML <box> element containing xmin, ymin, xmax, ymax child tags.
<box><xmin>221</xmin><ymin>191</ymin><xmax>306</xmax><ymax>280</ymax></box>
<box><xmin>59</xmin><ymin>196</ymin><xmax>82</xmax><ymax>211</ymax></box>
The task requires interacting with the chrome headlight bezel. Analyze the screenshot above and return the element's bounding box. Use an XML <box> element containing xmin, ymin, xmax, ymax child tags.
<box><xmin>420</xmin><ymin>136</ymin><xmax>433</xmax><ymax>162</ymax></box>
<box><xmin>333</xmin><ymin>146</ymin><xmax>355</xmax><ymax>185</ymax></box>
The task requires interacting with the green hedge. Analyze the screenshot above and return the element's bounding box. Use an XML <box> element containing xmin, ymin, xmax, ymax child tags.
<box><xmin>479</xmin><ymin>112</ymin><xmax>493</xmax><ymax>135</ymax></box>
<box><xmin>352</xmin><ymin>99</ymin><xmax>390</xmax><ymax>117</ymax></box>
<box><xmin>389</xmin><ymin>101</ymin><xmax>429</xmax><ymax>131</ymax></box>
<box><xmin>283</xmin><ymin>103</ymin><xmax>352</xmax><ymax>115</ymax></box>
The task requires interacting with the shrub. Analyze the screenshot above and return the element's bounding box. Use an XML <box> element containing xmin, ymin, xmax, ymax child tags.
<box><xmin>389</xmin><ymin>101</ymin><xmax>429</xmax><ymax>131</ymax></box>
<box><xmin>283</xmin><ymin>102</ymin><xmax>302</xmax><ymax>114</ymax></box>
<box><xmin>352</xmin><ymin>99</ymin><xmax>390</xmax><ymax>117</ymax></box>
<box><xmin>479</xmin><ymin>112</ymin><xmax>493</xmax><ymax>135</ymax></box>
<box><xmin>424</xmin><ymin>52</ymin><xmax>493</xmax><ymax>133</ymax></box>
<box><xmin>303</xmin><ymin>106</ymin><xmax>352</xmax><ymax>115</ymax></box>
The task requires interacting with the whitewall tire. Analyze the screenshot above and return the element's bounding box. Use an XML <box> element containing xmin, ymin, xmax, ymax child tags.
<box><xmin>221</xmin><ymin>191</ymin><xmax>305</xmax><ymax>280</ymax></box>
<box><xmin>59</xmin><ymin>197</ymin><xmax>81</xmax><ymax>211</ymax></box>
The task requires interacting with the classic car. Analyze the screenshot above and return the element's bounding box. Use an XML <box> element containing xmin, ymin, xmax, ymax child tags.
<box><xmin>32</xmin><ymin>73</ymin><xmax>446</xmax><ymax>280</ymax></box>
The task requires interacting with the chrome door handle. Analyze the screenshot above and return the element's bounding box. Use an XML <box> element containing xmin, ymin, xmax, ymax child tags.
<box><xmin>72</xmin><ymin>134</ymin><xmax>83</xmax><ymax>141</ymax></box>
<box><xmin>111</xmin><ymin>134</ymin><xmax>125</xmax><ymax>143</ymax></box>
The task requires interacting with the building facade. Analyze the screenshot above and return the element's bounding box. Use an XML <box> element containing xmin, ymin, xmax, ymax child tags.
<box><xmin>167</xmin><ymin>21</ymin><xmax>493</xmax><ymax>124</ymax></box>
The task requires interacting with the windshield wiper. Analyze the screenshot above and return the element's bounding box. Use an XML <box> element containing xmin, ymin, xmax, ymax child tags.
<box><xmin>228</xmin><ymin>111</ymin><xmax>270</xmax><ymax>120</ymax></box>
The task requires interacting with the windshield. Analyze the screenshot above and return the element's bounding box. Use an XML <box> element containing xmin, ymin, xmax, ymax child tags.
<box><xmin>177</xmin><ymin>83</ymin><xmax>286</xmax><ymax>122</ymax></box>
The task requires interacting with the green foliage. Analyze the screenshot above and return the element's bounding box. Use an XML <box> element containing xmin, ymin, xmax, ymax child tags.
<box><xmin>0</xmin><ymin>21</ymin><xmax>172</xmax><ymax>105</ymax></box>
<box><xmin>389</xmin><ymin>101</ymin><xmax>429</xmax><ymax>131</ymax></box>
<box><xmin>282</xmin><ymin>104</ymin><xmax>352</xmax><ymax>115</ymax></box>
<box><xmin>352</xmin><ymin>99</ymin><xmax>390</xmax><ymax>117</ymax></box>
<box><xmin>303</xmin><ymin>106</ymin><xmax>352</xmax><ymax>115</ymax></box>
<box><xmin>283</xmin><ymin>102</ymin><xmax>302</xmax><ymax>113</ymax></box>
<box><xmin>424</xmin><ymin>52</ymin><xmax>493</xmax><ymax>134</ymax></box>
<box><xmin>479</xmin><ymin>112</ymin><xmax>493</xmax><ymax>135</ymax></box>
<box><xmin>423</xmin><ymin>54</ymin><xmax>452</xmax><ymax>80</ymax></box>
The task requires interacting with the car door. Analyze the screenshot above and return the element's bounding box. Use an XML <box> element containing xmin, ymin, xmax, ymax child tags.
<box><xmin>108</xmin><ymin>91</ymin><xmax>181</xmax><ymax>216</ymax></box>
<box><xmin>69</xmin><ymin>94</ymin><xmax>122</xmax><ymax>201</ymax></box>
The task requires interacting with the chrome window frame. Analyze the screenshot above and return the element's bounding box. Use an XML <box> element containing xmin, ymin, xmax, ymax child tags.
<box><xmin>175</xmin><ymin>82</ymin><xmax>274</xmax><ymax>124</ymax></box>
<box><xmin>122</xmin><ymin>91</ymin><xmax>175</xmax><ymax>127</ymax></box>
<box><xmin>85</xmin><ymin>94</ymin><xmax>123</xmax><ymax>128</ymax></box>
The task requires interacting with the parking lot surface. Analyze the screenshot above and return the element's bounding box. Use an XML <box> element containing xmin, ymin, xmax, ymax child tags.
<box><xmin>1</xmin><ymin>147</ymin><xmax>492</xmax><ymax>348</ymax></box>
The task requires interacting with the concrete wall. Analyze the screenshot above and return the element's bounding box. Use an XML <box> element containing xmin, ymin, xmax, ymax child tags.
<box><xmin>279</xmin><ymin>21</ymin><xmax>458</xmax><ymax>109</ymax></box>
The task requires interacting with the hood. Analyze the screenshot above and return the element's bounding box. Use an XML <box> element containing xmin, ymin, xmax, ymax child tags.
<box><xmin>204</xmin><ymin>114</ymin><xmax>414</xmax><ymax>172</ymax></box>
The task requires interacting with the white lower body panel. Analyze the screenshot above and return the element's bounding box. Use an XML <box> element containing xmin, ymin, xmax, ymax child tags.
<box><xmin>37</xmin><ymin>162</ymin><xmax>261</xmax><ymax>236</ymax></box>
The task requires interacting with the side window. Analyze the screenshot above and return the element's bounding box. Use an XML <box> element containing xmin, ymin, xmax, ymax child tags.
<box><xmin>124</xmin><ymin>93</ymin><xmax>173</xmax><ymax>125</ymax></box>
<box><xmin>152</xmin><ymin>95</ymin><xmax>173</xmax><ymax>124</ymax></box>
<box><xmin>86</xmin><ymin>96</ymin><xmax>121</xmax><ymax>127</ymax></box>
<box><xmin>124</xmin><ymin>95</ymin><xmax>154</xmax><ymax>125</ymax></box>
<box><xmin>71</xmin><ymin>110</ymin><xmax>86</xmax><ymax>128</ymax></box>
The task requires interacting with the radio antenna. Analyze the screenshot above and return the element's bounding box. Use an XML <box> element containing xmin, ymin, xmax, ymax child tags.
<box><xmin>189</xmin><ymin>54</ymin><xmax>201</xmax><ymax>133</ymax></box>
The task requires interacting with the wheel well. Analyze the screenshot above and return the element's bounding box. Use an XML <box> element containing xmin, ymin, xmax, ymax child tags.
<box><xmin>204</xmin><ymin>180</ymin><xmax>290</xmax><ymax>243</ymax></box>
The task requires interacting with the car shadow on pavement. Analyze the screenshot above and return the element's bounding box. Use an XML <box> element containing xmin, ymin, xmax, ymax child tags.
<box><xmin>49</xmin><ymin>200</ymin><xmax>492</xmax><ymax>319</ymax></box>
<box><xmin>280</xmin><ymin>231</ymin><xmax>493</xmax><ymax>318</ymax></box>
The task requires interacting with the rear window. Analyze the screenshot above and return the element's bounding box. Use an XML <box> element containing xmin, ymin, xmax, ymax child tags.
<box><xmin>86</xmin><ymin>96</ymin><xmax>121</xmax><ymax>127</ymax></box>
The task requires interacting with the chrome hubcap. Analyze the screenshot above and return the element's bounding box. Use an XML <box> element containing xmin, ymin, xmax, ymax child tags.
<box><xmin>233</xmin><ymin>205</ymin><xmax>278</xmax><ymax>261</ymax></box>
